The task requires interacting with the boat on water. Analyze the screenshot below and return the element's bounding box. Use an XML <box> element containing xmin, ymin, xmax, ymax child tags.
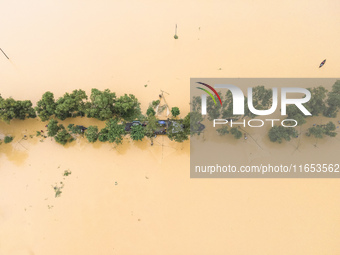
<box><xmin>319</xmin><ymin>59</ymin><xmax>326</xmax><ymax>68</ymax></box>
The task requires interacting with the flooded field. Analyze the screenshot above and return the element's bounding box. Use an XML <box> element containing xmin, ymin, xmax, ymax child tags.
<box><xmin>1</xmin><ymin>0</ymin><xmax>340</xmax><ymax>254</ymax></box>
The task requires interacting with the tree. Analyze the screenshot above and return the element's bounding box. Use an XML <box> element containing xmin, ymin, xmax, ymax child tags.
<box><xmin>146</xmin><ymin>107</ymin><xmax>156</xmax><ymax>116</ymax></box>
<box><xmin>216</xmin><ymin>126</ymin><xmax>229</xmax><ymax>136</ymax></box>
<box><xmin>86</xmin><ymin>89</ymin><xmax>116</xmax><ymax>120</ymax></box>
<box><xmin>54</xmin><ymin>129</ymin><xmax>73</xmax><ymax>145</ymax></box>
<box><xmin>114</xmin><ymin>94</ymin><xmax>141</xmax><ymax>120</ymax></box>
<box><xmin>324</xmin><ymin>121</ymin><xmax>337</xmax><ymax>137</ymax></box>
<box><xmin>306</xmin><ymin>126</ymin><xmax>324</xmax><ymax>139</ymax></box>
<box><xmin>145</xmin><ymin>115</ymin><xmax>158</xmax><ymax>138</ymax></box>
<box><xmin>249</xmin><ymin>86</ymin><xmax>274</xmax><ymax>115</ymax></box>
<box><xmin>191</xmin><ymin>96</ymin><xmax>201</xmax><ymax>112</ymax></box>
<box><xmin>67</xmin><ymin>124</ymin><xmax>83</xmax><ymax>134</ymax></box>
<box><xmin>0</xmin><ymin>96</ymin><xmax>36</xmax><ymax>123</ymax></box>
<box><xmin>47</xmin><ymin>119</ymin><xmax>62</xmax><ymax>137</ymax></box>
<box><xmin>305</xmin><ymin>86</ymin><xmax>327</xmax><ymax>116</ymax></box>
<box><xmin>324</xmin><ymin>80</ymin><xmax>340</xmax><ymax>117</ymax></box>
<box><xmin>221</xmin><ymin>91</ymin><xmax>251</xmax><ymax>120</ymax></box>
<box><xmin>286</xmin><ymin>105</ymin><xmax>306</xmax><ymax>126</ymax></box>
<box><xmin>98</xmin><ymin>128</ymin><xmax>109</xmax><ymax>142</ymax></box>
<box><xmin>4</xmin><ymin>136</ymin><xmax>14</xmax><ymax>143</ymax></box>
<box><xmin>207</xmin><ymin>92</ymin><xmax>223</xmax><ymax>121</ymax></box>
<box><xmin>183</xmin><ymin>112</ymin><xmax>204</xmax><ymax>136</ymax></box>
<box><xmin>230</xmin><ymin>127</ymin><xmax>242</xmax><ymax>139</ymax></box>
<box><xmin>268</xmin><ymin>126</ymin><xmax>297</xmax><ymax>143</ymax></box>
<box><xmin>14</xmin><ymin>100</ymin><xmax>36</xmax><ymax>120</ymax></box>
<box><xmin>306</xmin><ymin>121</ymin><xmax>337</xmax><ymax>138</ymax></box>
<box><xmin>171</xmin><ymin>107</ymin><xmax>180</xmax><ymax>118</ymax></box>
<box><xmin>55</xmin><ymin>90</ymin><xmax>88</xmax><ymax>120</ymax></box>
<box><xmin>85</xmin><ymin>126</ymin><xmax>99</xmax><ymax>143</ymax></box>
<box><xmin>152</xmin><ymin>100</ymin><xmax>160</xmax><ymax>108</ymax></box>
<box><xmin>130</xmin><ymin>124</ymin><xmax>145</xmax><ymax>141</ymax></box>
<box><xmin>103</xmin><ymin>119</ymin><xmax>126</xmax><ymax>145</ymax></box>
<box><xmin>35</xmin><ymin>92</ymin><xmax>56</xmax><ymax>121</ymax></box>
<box><xmin>167</xmin><ymin>120</ymin><xmax>189</xmax><ymax>143</ymax></box>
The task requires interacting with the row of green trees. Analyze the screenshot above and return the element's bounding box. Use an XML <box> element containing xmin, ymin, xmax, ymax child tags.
<box><xmin>0</xmin><ymin>88</ymin><xmax>206</xmax><ymax>146</ymax></box>
<box><xmin>286</xmin><ymin>81</ymin><xmax>340</xmax><ymax>124</ymax></box>
<box><xmin>193</xmin><ymin>83</ymin><xmax>340</xmax><ymax>143</ymax></box>
<box><xmin>0</xmin><ymin>89</ymin><xmax>142</xmax><ymax>123</ymax></box>
<box><xmin>42</xmin><ymin>95</ymin><xmax>197</xmax><ymax>145</ymax></box>
<box><xmin>46</xmin><ymin>111</ymin><xmax>194</xmax><ymax>145</ymax></box>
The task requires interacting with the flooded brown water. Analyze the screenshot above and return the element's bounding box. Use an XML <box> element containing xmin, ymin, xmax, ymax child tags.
<box><xmin>1</xmin><ymin>1</ymin><xmax>340</xmax><ymax>254</ymax></box>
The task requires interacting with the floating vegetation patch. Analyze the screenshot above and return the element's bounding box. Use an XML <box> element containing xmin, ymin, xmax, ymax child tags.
<box><xmin>52</xmin><ymin>182</ymin><xmax>64</xmax><ymax>198</ymax></box>
<box><xmin>63</xmin><ymin>170</ymin><xmax>72</xmax><ymax>176</ymax></box>
<box><xmin>4</xmin><ymin>136</ymin><xmax>13</xmax><ymax>144</ymax></box>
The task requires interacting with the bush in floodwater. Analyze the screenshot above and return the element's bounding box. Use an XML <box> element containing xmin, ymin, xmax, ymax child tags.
<box><xmin>4</xmin><ymin>136</ymin><xmax>13</xmax><ymax>144</ymax></box>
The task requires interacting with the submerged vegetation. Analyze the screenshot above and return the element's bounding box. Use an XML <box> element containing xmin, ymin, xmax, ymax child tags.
<box><xmin>4</xmin><ymin>136</ymin><xmax>14</xmax><ymax>144</ymax></box>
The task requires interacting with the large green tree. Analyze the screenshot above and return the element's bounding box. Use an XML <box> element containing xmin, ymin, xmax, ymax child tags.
<box><xmin>0</xmin><ymin>96</ymin><xmax>36</xmax><ymax>123</ymax></box>
<box><xmin>183</xmin><ymin>112</ymin><xmax>204</xmax><ymax>136</ymax></box>
<box><xmin>221</xmin><ymin>91</ymin><xmax>252</xmax><ymax>120</ymax></box>
<box><xmin>54</xmin><ymin>129</ymin><xmax>73</xmax><ymax>145</ymax></box>
<box><xmin>47</xmin><ymin>119</ymin><xmax>62</xmax><ymax>137</ymax></box>
<box><xmin>85</xmin><ymin>126</ymin><xmax>99</xmax><ymax>143</ymax></box>
<box><xmin>286</xmin><ymin>105</ymin><xmax>307</xmax><ymax>126</ymax></box>
<box><xmin>305</xmin><ymin>86</ymin><xmax>328</xmax><ymax>116</ymax></box>
<box><xmin>268</xmin><ymin>126</ymin><xmax>297</xmax><ymax>143</ymax></box>
<box><xmin>86</xmin><ymin>89</ymin><xmax>116</xmax><ymax>120</ymax></box>
<box><xmin>146</xmin><ymin>107</ymin><xmax>156</xmax><ymax>117</ymax></box>
<box><xmin>102</xmin><ymin>119</ymin><xmax>126</xmax><ymax>145</ymax></box>
<box><xmin>191</xmin><ymin>96</ymin><xmax>201</xmax><ymax>113</ymax></box>
<box><xmin>324</xmin><ymin>80</ymin><xmax>340</xmax><ymax>117</ymax></box>
<box><xmin>207</xmin><ymin>92</ymin><xmax>223</xmax><ymax>121</ymax></box>
<box><xmin>145</xmin><ymin>115</ymin><xmax>158</xmax><ymax>138</ymax></box>
<box><xmin>114</xmin><ymin>94</ymin><xmax>141</xmax><ymax>120</ymax></box>
<box><xmin>171</xmin><ymin>107</ymin><xmax>180</xmax><ymax>118</ymax></box>
<box><xmin>55</xmin><ymin>90</ymin><xmax>88</xmax><ymax>120</ymax></box>
<box><xmin>230</xmin><ymin>127</ymin><xmax>242</xmax><ymax>139</ymax></box>
<box><xmin>216</xmin><ymin>126</ymin><xmax>229</xmax><ymax>136</ymax></box>
<box><xmin>130</xmin><ymin>124</ymin><xmax>145</xmax><ymax>141</ymax></box>
<box><xmin>67</xmin><ymin>124</ymin><xmax>83</xmax><ymax>134</ymax></box>
<box><xmin>167</xmin><ymin>120</ymin><xmax>189</xmax><ymax>143</ymax></box>
<box><xmin>306</xmin><ymin>122</ymin><xmax>337</xmax><ymax>138</ymax></box>
<box><xmin>35</xmin><ymin>92</ymin><xmax>57</xmax><ymax>121</ymax></box>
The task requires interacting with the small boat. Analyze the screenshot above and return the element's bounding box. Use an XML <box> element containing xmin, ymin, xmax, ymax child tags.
<box><xmin>319</xmin><ymin>59</ymin><xmax>326</xmax><ymax>68</ymax></box>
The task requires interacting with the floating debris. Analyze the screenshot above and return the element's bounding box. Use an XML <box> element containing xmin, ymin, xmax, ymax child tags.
<box><xmin>174</xmin><ymin>24</ymin><xmax>178</xmax><ymax>39</ymax></box>
<box><xmin>0</xmin><ymin>48</ymin><xmax>9</xmax><ymax>59</ymax></box>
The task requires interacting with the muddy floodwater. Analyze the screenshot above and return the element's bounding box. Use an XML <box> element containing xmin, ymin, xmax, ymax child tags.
<box><xmin>1</xmin><ymin>1</ymin><xmax>340</xmax><ymax>254</ymax></box>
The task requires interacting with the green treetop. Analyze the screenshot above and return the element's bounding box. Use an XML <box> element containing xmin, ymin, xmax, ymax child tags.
<box><xmin>85</xmin><ymin>125</ymin><xmax>99</xmax><ymax>143</ymax></box>
<box><xmin>130</xmin><ymin>124</ymin><xmax>145</xmax><ymax>141</ymax></box>
<box><xmin>171</xmin><ymin>107</ymin><xmax>180</xmax><ymax>118</ymax></box>
<box><xmin>85</xmin><ymin>89</ymin><xmax>116</xmax><ymax>120</ymax></box>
